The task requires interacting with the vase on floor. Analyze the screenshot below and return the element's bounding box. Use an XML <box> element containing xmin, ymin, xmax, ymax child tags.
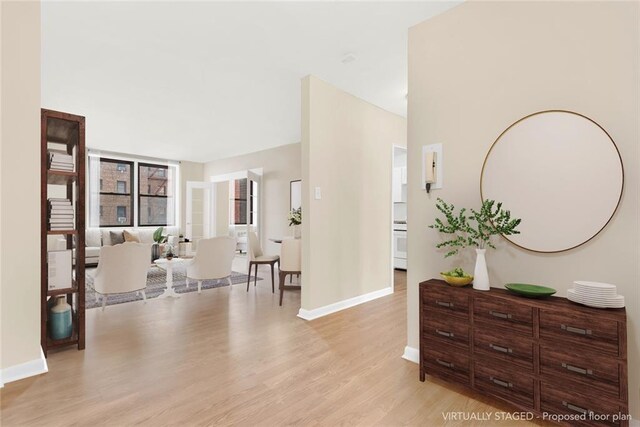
<box><xmin>473</xmin><ymin>248</ymin><xmax>490</xmax><ymax>291</ymax></box>
<box><xmin>49</xmin><ymin>295</ymin><xmax>72</xmax><ymax>340</ymax></box>
<box><xmin>151</xmin><ymin>243</ymin><xmax>160</xmax><ymax>262</ymax></box>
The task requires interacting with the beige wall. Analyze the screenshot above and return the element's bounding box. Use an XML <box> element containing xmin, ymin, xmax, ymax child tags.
<box><xmin>214</xmin><ymin>182</ymin><xmax>229</xmax><ymax>237</ymax></box>
<box><xmin>179</xmin><ymin>161</ymin><xmax>204</xmax><ymax>234</ymax></box>
<box><xmin>407</xmin><ymin>1</ymin><xmax>639</xmax><ymax>417</ymax></box>
<box><xmin>301</xmin><ymin>76</ymin><xmax>406</xmax><ymax>310</ymax></box>
<box><xmin>203</xmin><ymin>143</ymin><xmax>301</xmax><ymax>254</ymax></box>
<box><xmin>1</xmin><ymin>1</ymin><xmax>42</xmax><ymax>369</ymax></box>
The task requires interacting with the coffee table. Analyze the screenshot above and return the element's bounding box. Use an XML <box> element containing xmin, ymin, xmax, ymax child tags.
<box><xmin>153</xmin><ymin>257</ymin><xmax>188</xmax><ymax>298</ymax></box>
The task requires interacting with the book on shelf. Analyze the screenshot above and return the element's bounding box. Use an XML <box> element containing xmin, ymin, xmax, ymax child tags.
<box><xmin>47</xmin><ymin>250</ymin><xmax>72</xmax><ymax>290</ymax></box>
<box><xmin>49</xmin><ymin>218</ymin><xmax>75</xmax><ymax>224</ymax></box>
<box><xmin>48</xmin><ymin>149</ymin><xmax>73</xmax><ymax>159</ymax></box>
<box><xmin>48</xmin><ymin>198</ymin><xmax>72</xmax><ymax>204</ymax></box>
<box><xmin>50</xmin><ymin>211</ymin><xmax>74</xmax><ymax>217</ymax></box>
<box><xmin>48</xmin><ymin>149</ymin><xmax>73</xmax><ymax>163</ymax></box>
<box><xmin>49</xmin><ymin>165</ymin><xmax>74</xmax><ymax>172</ymax></box>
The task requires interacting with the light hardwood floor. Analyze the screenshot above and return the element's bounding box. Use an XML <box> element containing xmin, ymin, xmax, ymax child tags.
<box><xmin>1</xmin><ymin>266</ymin><xmax>546</xmax><ymax>426</ymax></box>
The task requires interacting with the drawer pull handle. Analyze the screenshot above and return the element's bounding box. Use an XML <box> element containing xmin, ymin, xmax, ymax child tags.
<box><xmin>562</xmin><ymin>401</ymin><xmax>590</xmax><ymax>415</ymax></box>
<box><xmin>561</xmin><ymin>324</ymin><xmax>592</xmax><ymax>335</ymax></box>
<box><xmin>489</xmin><ymin>376</ymin><xmax>513</xmax><ymax>388</ymax></box>
<box><xmin>436</xmin><ymin>300</ymin><xmax>453</xmax><ymax>308</ymax></box>
<box><xmin>436</xmin><ymin>359</ymin><xmax>454</xmax><ymax>369</ymax></box>
<box><xmin>436</xmin><ymin>329</ymin><xmax>454</xmax><ymax>338</ymax></box>
<box><xmin>489</xmin><ymin>310</ymin><xmax>512</xmax><ymax>319</ymax></box>
<box><xmin>489</xmin><ymin>343</ymin><xmax>513</xmax><ymax>354</ymax></box>
<box><xmin>562</xmin><ymin>363</ymin><xmax>593</xmax><ymax>376</ymax></box>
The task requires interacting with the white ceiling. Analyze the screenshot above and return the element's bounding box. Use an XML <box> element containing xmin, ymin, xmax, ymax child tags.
<box><xmin>42</xmin><ymin>1</ymin><xmax>459</xmax><ymax>162</ymax></box>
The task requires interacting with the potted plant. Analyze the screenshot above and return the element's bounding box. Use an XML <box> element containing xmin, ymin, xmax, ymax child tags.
<box><xmin>165</xmin><ymin>243</ymin><xmax>175</xmax><ymax>261</ymax></box>
<box><xmin>288</xmin><ymin>207</ymin><xmax>302</xmax><ymax>239</ymax></box>
<box><xmin>429</xmin><ymin>198</ymin><xmax>521</xmax><ymax>290</ymax></box>
<box><xmin>152</xmin><ymin>226</ymin><xmax>167</xmax><ymax>261</ymax></box>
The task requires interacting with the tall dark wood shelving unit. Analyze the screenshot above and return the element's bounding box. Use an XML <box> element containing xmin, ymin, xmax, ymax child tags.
<box><xmin>41</xmin><ymin>109</ymin><xmax>86</xmax><ymax>356</ymax></box>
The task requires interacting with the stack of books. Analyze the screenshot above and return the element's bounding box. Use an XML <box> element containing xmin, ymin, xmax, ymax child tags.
<box><xmin>48</xmin><ymin>149</ymin><xmax>74</xmax><ymax>172</ymax></box>
<box><xmin>48</xmin><ymin>198</ymin><xmax>74</xmax><ymax>230</ymax></box>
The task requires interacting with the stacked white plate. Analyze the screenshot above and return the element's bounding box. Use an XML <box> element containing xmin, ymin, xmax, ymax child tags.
<box><xmin>567</xmin><ymin>281</ymin><xmax>625</xmax><ymax>308</ymax></box>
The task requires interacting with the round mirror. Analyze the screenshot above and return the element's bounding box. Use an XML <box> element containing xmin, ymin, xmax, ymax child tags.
<box><xmin>481</xmin><ymin>110</ymin><xmax>623</xmax><ymax>253</ymax></box>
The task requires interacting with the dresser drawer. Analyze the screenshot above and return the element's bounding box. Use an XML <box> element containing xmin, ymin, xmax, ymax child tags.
<box><xmin>540</xmin><ymin>310</ymin><xmax>620</xmax><ymax>356</ymax></box>
<box><xmin>540</xmin><ymin>383</ymin><xmax>627</xmax><ymax>427</ymax></box>
<box><xmin>474</xmin><ymin>361</ymin><xmax>535</xmax><ymax>409</ymax></box>
<box><xmin>540</xmin><ymin>345</ymin><xmax>621</xmax><ymax>399</ymax></box>
<box><xmin>474</xmin><ymin>322</ymin><xmax>534</xmax><ymax>371</ymax></box>
<box><xmin>473</xmin><ymin>296</ymin><xmax>533</xmax><ymax>335</ymax></box>
<box><xmin>422</xmin><ymin>286</ymin><xmax>470</xmax><ymax>319</ymax></box>
<box><xmin>422</xmin><ymin>342</ymin><xmax>470</xmax><ymax>385</ymax></box>
<box><xmin>423</xmin><ymin>317</ymin><xmax>470</xmax><ymax>349</ymax></box>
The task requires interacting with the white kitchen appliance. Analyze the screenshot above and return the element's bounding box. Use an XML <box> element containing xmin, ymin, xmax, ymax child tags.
<box><xmin>393</xmin><ymin>221</ymin><xmax>407</xmax><ymax>269</ymax></box>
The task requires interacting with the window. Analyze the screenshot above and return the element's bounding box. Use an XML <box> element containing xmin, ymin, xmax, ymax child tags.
<box><xmin>90</xmin><ymin>156</ymin><xmax>177</xmax><ymax>228</ymax></box>
<box><xmin>95</xmin><ymin>158</ymin><xmax>133</xmax><ymax>227</ymax></box>
<box><xmin>230</xmin><ymin>179</ymin><xmax>256</xmax><ymax>225</ymax></box>
<box><xmin>138</xmin><ymin>163</ymin><xmax>173</xmax><ymax>226</ymax></box>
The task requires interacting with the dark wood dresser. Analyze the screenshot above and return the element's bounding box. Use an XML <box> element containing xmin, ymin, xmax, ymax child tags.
<box><xmin>419</xmin><ymin>279</ymin><xmax>628</xmax><ymax>426</ymax></box>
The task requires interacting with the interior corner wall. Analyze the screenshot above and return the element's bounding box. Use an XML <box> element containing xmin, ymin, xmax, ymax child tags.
<box><xmin>214</xmin><ymin>182</ymin><xmax>229</xmax><ymax>237</ymax></box>
<box><xmin>179</xmin><ymin>161</ymin><xmax>204</xmax><ymax>234</ymax></box>
<box><xmin>1</xmin><ymin>0</ymin><xmax>42</xmax><ymax>369</ymax></box>
<box><xmin>202</xmin><ymin>143</ymin><xmax>302</xmax><ymax>254</ymax></box>
<box><xmin>407</xmin><ymin>1</ymin><xmax>639</xmax><ymax>418</ymax></box>
<box><xmin>301</xmin><ymin>76</ymin><xmax>406</xmax><ymax>311</ymax></box>
<box><xmin>0</xmin><ymin>0</ymin><xmax>4</xmax><ymax>376</ymax></box>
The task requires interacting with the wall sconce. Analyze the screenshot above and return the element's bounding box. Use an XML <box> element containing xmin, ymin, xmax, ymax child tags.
<box><xmin>422</xmin><ymin>143</ymin><xmax>443</xmax><ymax>193</ymax></box>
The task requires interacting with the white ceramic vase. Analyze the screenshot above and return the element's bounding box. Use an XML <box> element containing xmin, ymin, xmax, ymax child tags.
<box><xmin>473</xmin><ymin>248</ymin><xmax>490</xmax><ymax>291</ymax></box>
<box><xmin>294</xmin><ymin>224</ymin><xmax>301</xmax><ymax>239</ymax></box>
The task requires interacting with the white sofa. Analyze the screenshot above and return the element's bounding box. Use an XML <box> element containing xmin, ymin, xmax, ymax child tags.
<box><xmin>85</xmin><ymin>226</ymin><xmax>179</xmax><ymax>265</ymax></box>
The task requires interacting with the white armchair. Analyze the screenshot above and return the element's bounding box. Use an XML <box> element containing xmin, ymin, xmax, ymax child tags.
<box><xmin>185</xmin><ymin>236</ymin><xmax>236</xmax><ymax>293</ymax></box>
<box><xmin>91</xmin><ymin>242</ymin><xmax>151</xmax><ymax>310</ymax></box>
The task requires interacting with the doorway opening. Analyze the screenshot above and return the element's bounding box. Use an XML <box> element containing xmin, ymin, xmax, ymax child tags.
<box><xmin>392</xmin><ymin>146</ymin><xmax>407</xmax><ymax>291</ymax></box>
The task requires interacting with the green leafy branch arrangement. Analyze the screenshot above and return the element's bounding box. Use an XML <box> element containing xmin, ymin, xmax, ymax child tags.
<box><xmin>153</xmin><ymin>226</ymin><xmax>167</xmax><ymax>244</ymax></box>
<box><xmin>288</xmin><ymin>207</ymin><xmax>302</xmax><ymax>226</ymax></box>
<box><xmin>429</xmin><ymin>198</ymin><xmax>521</xmax><ymax>257</ymax></box>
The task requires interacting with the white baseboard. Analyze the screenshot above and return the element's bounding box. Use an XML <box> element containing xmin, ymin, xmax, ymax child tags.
<box><xmin>0</xmin><ymin>347</ymin><xmax>48</xmax><ymax>387</ymax></box>
<box><xmin>298</xmin><ymin>286</ymin><xmax>393</xmax><ymax>321</ymax></box>
<box><xmin>402</xmin><ymin>345</ymin><xmax>419</xmax><ymax>363</ymax></box>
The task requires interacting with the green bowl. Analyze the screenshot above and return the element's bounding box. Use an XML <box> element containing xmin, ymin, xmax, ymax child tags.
<box><xmin>505</xmin><ymin>283</ymin><xmax>556</xmax><ymax>298</ymax></box>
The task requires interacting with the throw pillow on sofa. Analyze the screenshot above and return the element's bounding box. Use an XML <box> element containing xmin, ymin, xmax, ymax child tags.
<box><xmin>123</xmin><ymin>230</ymin><xmax>141</xmax><ymax>243</ymax></box>
<box><xmin>109</xmin><ymin>231</ymin><xmax>125</xmax><ymax>245</ymax></box>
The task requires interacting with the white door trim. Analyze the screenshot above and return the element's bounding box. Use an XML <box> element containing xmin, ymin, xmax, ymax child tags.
<box><xmin>186</xmin><ymin>181</ymin><xmax>216</xmax><ymax>241</ymax></box>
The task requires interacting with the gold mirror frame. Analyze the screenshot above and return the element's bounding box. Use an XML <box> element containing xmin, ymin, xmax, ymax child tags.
<box><xmin>480</xmin><ymin>110</ymin><xmax>624</xmax><ymax>253</ymax></box>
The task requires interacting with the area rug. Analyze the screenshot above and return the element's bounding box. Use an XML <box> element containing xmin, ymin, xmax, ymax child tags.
<box><xmin>85</xmin><ymin>265</ymin><xmax>260</xmax><ymax>309</ymax></box>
